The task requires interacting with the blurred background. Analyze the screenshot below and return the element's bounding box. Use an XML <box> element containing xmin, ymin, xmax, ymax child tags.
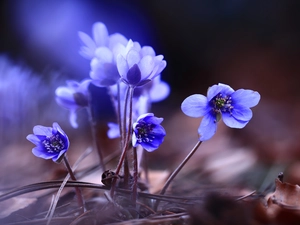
<box><xmin>1</xmin><ymin>0</ymin><xmax>300</xmax><ymax>193</ymax></box>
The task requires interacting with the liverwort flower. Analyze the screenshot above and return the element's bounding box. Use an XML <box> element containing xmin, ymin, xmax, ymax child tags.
<box><xmin>79</xmin><ymin>22</ymin><xmax>128</xmax><ymax>60</ymax></box>
<box><xmin>79</xmin><ymin>22</ymin><xmax>128</xmax><ymax>87</ymax></box>
<box><xmin>132</xmin><ymin>113</ymin><xmax>166</xmax><ymax>152</ymax></box>
<box><xmin>55</xmin><ymin>79</ymin><xmax>91</xmax><ymax>128</ymax></box>
<box><xmin>116</xmin><ymin>40</ymin><xmax>167</xmax><ymax>87</ymax></box>
<box><xmin>181</xmin><ymin>83</ymin><xmax>260</xmax><ymax>141</ymax></box>
<box><xmin>26</xmin><ymin>123</ymin><xmax>69</xmax><ymax>162</ymax></box>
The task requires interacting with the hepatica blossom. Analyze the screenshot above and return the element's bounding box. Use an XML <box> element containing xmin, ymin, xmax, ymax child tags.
<box><xmin>181</xmin><ymin>83</ymin><xmax>260</xmax><ymax>141</ymax></box>
<box><xmin>79</xmin><ymin>22</ymin><xmax>128</xmax><ymax>87</ymax></box>
<box><xmin>55</xmin><ymin>79</ymin><xmax>91</xmax><ymax>128</ymax></box>
<box><xmin>132</xmin><ymin>113</ymin><xmax>166</xmax><ymax>152</ymax></box>
<box><xmin>26</xmin><ymin>123</ymin><xmax>69</xmax><ymax>162</ymax></box>
<box><xmin>116</xmin><ymin>40</ymin><xmax>167</xmax><ymax>87</ymax></box>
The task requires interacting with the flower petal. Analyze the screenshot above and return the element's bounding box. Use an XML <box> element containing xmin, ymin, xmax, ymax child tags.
<box><xmin>108</xmin><ymin>33</ymin><xmax>128</xmax><ymax>49</ymax></box>
<box><xmin>94</xmin><ymin>47</ymin><xmax>113</xmax><ymax>63</ymax></box>
<box><xmin>32</xmin><ymin>147</ymin><xmax>54</xmax><ymax>160</ymax></box>
<box><xmin>127</xmin><ymin>50</ymin><xmax>140</xmax><ymax>68</ymax></box>
<box><xmin>207</xmin><ymin>83</ymin><xmax>234</xmax><ymax>101</ymax></box>
<box><xmin>231</xmin><ymin>89</ymin><xmax>261</xmax><ymax>108</ymax></box>
<box><xmin>181</xmin><ymin>94</ymin><xmax>209</xmax><ymax>118</ymax></box>
<box><xmin>149</xmin><ymin>80</ymin><xmax>170</xmax><ymax>102</ymax></box>
<box><xmin>222</xmin><ymin>113</ymin><xmax>249</xmax><ymax>128</ymax></box>
<box><xmin>138</xmin><ymin>55</ymin><xmax>154</xmax><ymax>79</ymax></box>
<box><xmin>140</xmin><ymin>46</ymin><xmax>155</xmax><ymax>57</ymax></box>
<box><xmin>126</xmin><ymin>64</ymin><xmax>141</xmax><ymax>86</ymax></box>
<box><xmin>116</xmin><ymin>54</ymin><xmax>129</xmax><ymax>78</ymax></box>
<box><xmin>69</xmin><ymin>111</ymin><xmax>78</xmax><ymax>129</ymax></box>
<box><xmin>78</xmin><ymin>31</ymin><xmax>96</xmax><ymax>59</ymax></box>
<box><xmin>33</xmin><ymin>125</ymin><xmax>52</xmax><ymax>136</ymax></box>
<box><xmin>198</xmin><ymin>114</ymin><xmax>218</xmax><ymax>141</ymax></box>
<box><xmin>92</xmin><ymin>22</ymin><xmax>109</xmax><ymax>47</ymax></box>
<box><xmin>231</xmin><ymin>106</ymin><xmax>252</xmax><ymax>121</ymax></box>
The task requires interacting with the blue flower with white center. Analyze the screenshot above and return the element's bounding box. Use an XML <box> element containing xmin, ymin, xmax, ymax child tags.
<box><xmin>132</xmin><ymin>113</ymin><xmax>166</xmax><ymax>152</ymax></box>
<box><xmin>55</xmin><ymin>79</ymin><xmax>91</xmax><ymax>128</ymax></box>
<box><xmin>26</xmin><ymin>123</ymin><xmax>70</xmax><ymax>162</ymax></box>
<box><xmin>181</xmin><ymin>83</ymin><xmax>261</xmax><ymax>141</ymax></box>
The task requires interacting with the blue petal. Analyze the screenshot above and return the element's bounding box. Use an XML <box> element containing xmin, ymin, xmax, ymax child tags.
<box><xmin>107</xmin><ymin>122</ymin><xmax>121</xmax><ymax>139</ymax></box>
<box><xmin>222</xmin><ymin>113</ymin><xmax>249</xmax><ymax>128</ymax></box>
<box><xmin>32</xmin><ymin>147</ymin><xmax>55</xmax><ymax>160</ymax></box>
<box><xmin>140</xmin><ymin>141</ymin><xmax>161</xmax><ymax>152</ymax></box>
<box><xmin>69</xmin><ymin>111</ymin><xmax>78</xmax><ymax>129</ymax></box>
<box><xmin>33</xmin><ymin>125</ymin><xmax>52</xmax><ymax>136</ymax></box>
<box><xmin>26</xmin><ymin>134</ymin><xmax>42</xmax><ymax>146</ymax></box>
<box><xmin>151</xmin><ymin>126</ymin><xmax>166</xmax><ymax>136</ymax></box>
<box><xmin>143</xmin><ymin>115</ymin><xmax>164</xmax><ymax>125</ymax></box>
<box><xmin>231</xmin><ymin>89</ymin><xmax>261</xmax><ymax>108</ymax></box>
<box><xmin>181</xmin><ymin>94</ymin><xmax>209</xmax><ymax>118</ymax></box>
<box><xmin>207</xmin><ymin>83</ymin><xmax>234</xmax><ymax>101</ymax></box>
<box><xmin>231</xmin><ymin>106</ymin><xmax>252</xmax><ymax>121</ymax></box>
<box><xmin>198</xmin><ymin>114</ymin><xmax>217</xmax><ymax>141</ymax></box>
<box><xmin>126</xmin><ymin>64</ymin><xmax>141</xmax><ymax>86</ymax></box>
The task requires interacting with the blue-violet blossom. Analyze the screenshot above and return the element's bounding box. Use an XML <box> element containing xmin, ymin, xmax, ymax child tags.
<box><xmin>26</xmin><ymin>123</ymin><xmax>70</xmax><ymax>162</ymax></box>
<box><xmin>79</xmin><ymin>22</ymin><xmax>128</xmax><ymax>86</ymax></box>
<box><xmin>79</xmin><ymin>22</ymin><xmax>128</xmax><ymax>60</ymax></box>
<box><xmin>55</xmin><ymin>79</ymin><xmax>91</xmax><ymax>128</ymax></box>
<box><xmin>116</xmin><ymin>40</ymin><xmax>167</xmax><ymax>87</ymax></box>
<box><xmin>181</xmin><ymin>83</ymin><xmax>260</xmax><ymax>141</ymax></box>
<box><xmin>132</xmin><ymin>113</ymin><xmax>166</xmax><ymax>152</ymax></box>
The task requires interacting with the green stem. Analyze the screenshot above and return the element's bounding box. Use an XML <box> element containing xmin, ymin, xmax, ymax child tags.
<box><xmin>63</xmin><ymin>155</ymin><xmax>85</xmax><ymax>212</ymax></box>
<box><xmin>154</xmin><ymin>140</ymin><xmax>202</xmax><ymax>211</ymax></box>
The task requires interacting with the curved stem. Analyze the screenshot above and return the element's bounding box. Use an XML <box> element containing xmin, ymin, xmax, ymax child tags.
<box><xmin>63</xmin><ymin>155</ymin><xmax>85</xmax><ymax>212</ymax></box>
<box><xmin>154</xmin><ymin>140</ymin><xmax>202</xmax><ymax>211</ymax></box>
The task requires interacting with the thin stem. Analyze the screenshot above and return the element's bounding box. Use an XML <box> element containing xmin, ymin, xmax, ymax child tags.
<box><xmin>110</xmin><ymin>87</ymin><xmax>134</xmax><ymax>198</ymax></box>
<box><xmin>132</xmin><ymin>147</ymin><xmax>138</xmax><ymax>205</ymax></box>
<box><xmin>154</xmin><ymin>140</ymin><xmax>202</xmax><ymax>211</ymax></box>
<box><xmin>86</xmin><ymin>92</ymin><xmax>105</xmax><ymax>172</ymax></box>
<box><xmin>63</xmin><ymin>155</ymin><xmax>85</xmax><ymax>212</ymax></box>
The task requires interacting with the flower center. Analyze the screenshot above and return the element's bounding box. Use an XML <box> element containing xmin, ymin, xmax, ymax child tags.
<box><xmin>135</xmin><ymin>122</ymin><xmax>155</xmax><ymax>143</ymax></box>
<box><xmin>210</xmin><ymin>93</ymin><xmax>233</xmax><ymax>115</ymax></box>
<box><xmin>42</xmin><ymin>134</ymin><xmax>65</xmax><ymax>153</ymax></box>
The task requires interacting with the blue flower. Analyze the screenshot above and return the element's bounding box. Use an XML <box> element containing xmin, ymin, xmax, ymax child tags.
<box><xmin>55</xmin><ymin>79</ymin><xmax>91</xmax><ymax>128</ymax></box>
<box><xmin>181</xmin><ymin>83</ymin><xmax>260</xmax><ymax>141</ymax></box>
<box><xmin>79</xmin><ymin>22</ymin><xmax>128</xmax><ymax>87</ymax></box>
<box><xmin>79</xmin><ymin>22</ymin><xmax>128</xmax><ymax>60</ymax></box>
<box><xmin>116</xmin><ymin>40</ymin><xmax>167</xmax><ymax>87</ymax></box>
<box><xmin>26</xmin><ymin>123</ymin><xmax>70</xmax><ymax>162</ymax></box>
<box><xmin>132</xmin><ymin>113</ymin><xmax>166</xmax><ymax>152</ymax></box>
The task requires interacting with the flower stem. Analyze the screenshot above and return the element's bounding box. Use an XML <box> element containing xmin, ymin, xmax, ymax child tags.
<box><xmin>63</xmin><ymin>155</ymin><xmax>85</xmax><ymax>212</ymax></box>
<box><xmin>110</xmin><ymin>87</ymin><xmax>134</xmax><ymax>198</ymax></box>
<box><xmin>132</xmin><ymin>147</ymin><xmax>138</xmax><ymax>205</ymax></box>
<box><xmin>87</xmin><ymin>91</ymin><xmax>105</xmax><ymax>172</ymax></box>
<box><xmin>154</xmin><ymin>140</ymin><xmax>202</xmax><ymax>211</ymax></box>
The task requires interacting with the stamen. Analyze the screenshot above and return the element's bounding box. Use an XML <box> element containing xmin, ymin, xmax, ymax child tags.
<box><xmin>43</xmin><ymin>134</ymin><xmax>65</xmax><ymax>153</ymax></box>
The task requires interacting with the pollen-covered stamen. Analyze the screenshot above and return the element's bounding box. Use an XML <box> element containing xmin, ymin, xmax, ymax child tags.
<box><xmin>211</xmin><ymin>93</ymin><xmax>233</xmax><ymax>114</ymax></box>
<box><xmin>42</xmin><ymin>134</ymin><xmax>65</xmax><ymax>153</ymax></box>
<box><xmin>135</xmin><ymin>122</ymin><xmax>155</xmax><ymax>143</ymax></box>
